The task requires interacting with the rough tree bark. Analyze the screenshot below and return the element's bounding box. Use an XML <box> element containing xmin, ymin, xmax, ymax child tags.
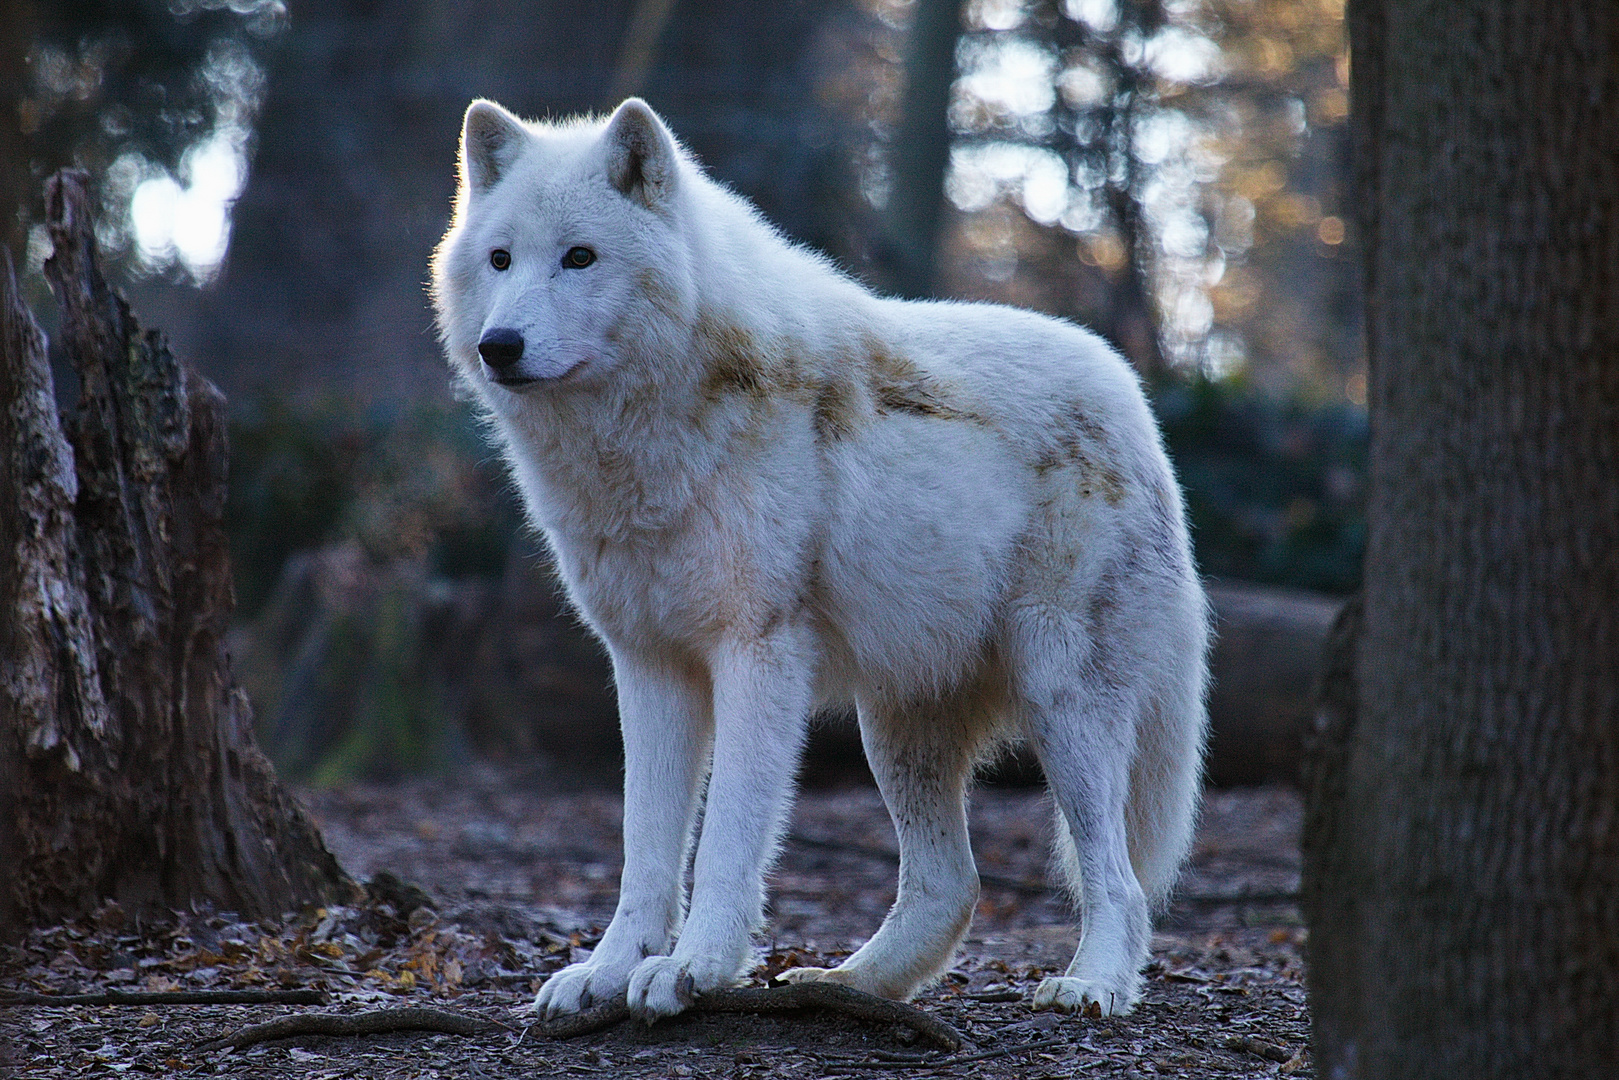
<box><xmin>0</xmin><ymin>172</ymin><xmax>355</xmax><ymax>938</ymax></box>
<box><xmin>1301</xmin><ymin>3</ymin><xmax>1619</xmax><ymax>1076</ymax></box>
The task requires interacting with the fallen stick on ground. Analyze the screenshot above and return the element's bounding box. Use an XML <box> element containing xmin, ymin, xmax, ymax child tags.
<box><xmin>0</xmin><ymin>989</ymin><xmax>327</xmax><ymax>1007</ymax></box>
<box><xmin>534</xmin><ymin>983</ymin><xmax>962</xmax><ymax>1050</ymax></box>
<box><xmin>199</xmin><ymin>1007</ymin><xmax>504</xmax><ymax>1051</ymax></box>
<box><xmin>1224</xmin><ymin>1034</ymin><xmax>1296</xmax><ymax>1062</ymax></box>
<box><xmin>700</xmin><ymin>985</ymin><xmax>963</xmax><ymax>1051</ymax></box>
<box><xmin>534</xmin><ymin>984</ymin><xmax>958</xmax><ymax>1049</ymax></box>
<box><xmin>198</xmin><ymin>983</ymin><xmax>964</xmax><ymax>1053</ymax></box>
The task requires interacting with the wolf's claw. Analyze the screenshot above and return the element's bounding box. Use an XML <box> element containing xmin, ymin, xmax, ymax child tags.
<box><xmin>1031</xmin><ymin>975</ymin><xmax>1139</xmax><ymax>1017</ymax></box>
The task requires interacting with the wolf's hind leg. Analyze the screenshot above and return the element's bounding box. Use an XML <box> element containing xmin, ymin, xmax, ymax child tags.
<box><xmin>1011</xmin><ymin>608</ymin><xmax>1151</xmax><ymax>1018</ymax></box>
<box><xmin>780</xmin><ymin>694</ymin><xmax>986</xmax><ymax>1000</ymax></box>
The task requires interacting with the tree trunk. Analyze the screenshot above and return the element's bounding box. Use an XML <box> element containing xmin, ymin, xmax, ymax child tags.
<box><xmin>884</xmin><ymin>0</ymin><xmax>965</xmax><ymax>299</ymax></box>
<box><xmin>1302</xmin><ymin>4</ymin><xmax>1619</xmax><ymax>1076</ymax></box>
<box><xmin>0</xmin><ymin>0</ymin><xmax>34</xmax><ymax>262</ymax></box>
<box><xmin>0</xmin><ymin>171</ymin><xmax>355</xmax><ymax>938</ymax></box>
<box><xmin>1099</xmin><ymin>0</ymin><xmax>1170</xmax><ymax>380</ymax></box>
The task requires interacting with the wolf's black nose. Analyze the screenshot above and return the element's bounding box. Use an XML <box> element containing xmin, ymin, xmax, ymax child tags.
<box><xmin>477</xmin><ymin>327</ymin><xmax>525</xmax><ymax>370</ymax></box>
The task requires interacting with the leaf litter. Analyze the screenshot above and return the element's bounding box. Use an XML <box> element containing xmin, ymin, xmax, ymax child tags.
<box><xmin>1</xmin><ymin>772</ymin><xmax>1311</xmax><ymax>1077</ymax></box>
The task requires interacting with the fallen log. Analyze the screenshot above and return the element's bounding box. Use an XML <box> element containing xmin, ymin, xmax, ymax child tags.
<box><xmin>1203</xmin><ymin>580</ymin><xmax>1344</xmax><ymax>787</ymax></box>
<box><xmin>199</xmin><ymin>1006</ymin><xmax>504</xmax><ymax>1052</ymax></box>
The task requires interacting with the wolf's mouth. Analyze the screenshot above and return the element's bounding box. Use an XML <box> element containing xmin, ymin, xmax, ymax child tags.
<box><xmin>489</xmin><ymin>360</ymin><xmax>584</xmax><ymax>390</ymax></box>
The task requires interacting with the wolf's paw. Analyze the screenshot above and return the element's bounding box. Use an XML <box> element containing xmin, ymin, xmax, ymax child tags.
<box><xmin>774</xmin><ymin>965</ymin><xmax>871</xmax><ymax>991</ymax></box>
<box><xmin>626</xmin><ymin>954</ymin><xmax>739</xmax><ymax>1020</ymax></box>
<box><xmin>1031</xmin><ymin>974</ymin><xmax>1140</xmax><ymax>1017</ymax></box>
<box><xmin>775</xmin><ymin>963</ymin><xmax>913</xmax><ymax>999</ymax></box>
<box><xmin>774</xmin><ymin>965</ymin><xmax>843</xmax><ymax>986</ymax></box>
<box><xmin>533</xmin><ymin>959</ymin><xmax>633</xmax><ymax>1020</ymax></box>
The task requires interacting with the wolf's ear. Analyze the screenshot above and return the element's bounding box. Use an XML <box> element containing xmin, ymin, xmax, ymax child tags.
<box><xmin>461</xmin><ymin>100</ymin><xmax>527</xmax><ymax>195</ymax></box>
<box><xmin>603</xmin><ymin>98</ymin><xmax>678</xmax><ymax>211</ymax></box>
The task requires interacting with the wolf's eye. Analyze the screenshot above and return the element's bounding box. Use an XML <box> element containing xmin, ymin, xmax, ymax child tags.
<box><xmin>563</xmin><ymin>246</ymin><xmax>596</xmax><ymax>269</ymax></box>
<box><xmin>490</xmin><ymin>249</ymin><xmax>511</xmax><ymax>271</ymax></box>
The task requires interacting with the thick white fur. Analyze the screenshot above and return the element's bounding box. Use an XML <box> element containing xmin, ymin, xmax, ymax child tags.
<box><xmin>431</xmin><ymin>98</ymin><xmax>1210</xmax><ymax>1021</ymax></box>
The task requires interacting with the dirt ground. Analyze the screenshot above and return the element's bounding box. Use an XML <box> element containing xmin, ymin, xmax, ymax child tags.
<box><xmin>1</xmin><ymin>767</ymin><xmax>1310</xmax><ymax>1078</ymax></box>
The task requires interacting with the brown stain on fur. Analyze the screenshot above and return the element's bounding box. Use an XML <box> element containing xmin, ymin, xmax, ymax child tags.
<box><xmin>1036</xmin><ymin>402</ymin><xmax>1127</xmax><ymax>505</ymax></box>
<box><xmin>866</xmin><ymin>336</ymin><xmax>981</xmax><ymax>424</ymax></box>
<box><xmin>637</xmin><ymin>269</ymin><xmax>683</xmax><ymax>321</ymax></box>
<box><xmin>812</xmin><ymin>374</ymin><xmax>860</xmax><ymax>442</ymax></box>
<box><xmin>693</xmin><ymin>309</ymin><xmax>816</xmax><ymax>408</ymax></box>
<box><xmin>692</xmin><ymin>317</ymin><xmax>991</xmax><ymax>443</ymax></box>
<box><xmin>697</xmin><ymin>311</ymin><xmax>771</xmax><ymax>400</ymax></box>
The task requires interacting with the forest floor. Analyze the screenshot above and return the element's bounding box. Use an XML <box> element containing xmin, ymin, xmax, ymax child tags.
<box><xmin>1</xmin><ymin>767</ymin><xmax>1309</xmax><ymax>1078</ymax></box>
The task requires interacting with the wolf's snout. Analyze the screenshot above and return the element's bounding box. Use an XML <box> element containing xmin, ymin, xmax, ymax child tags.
<box><xmin>478</xmin><ymin>328</ymin><xmax>525</xmax><ymax>371</ymax></box>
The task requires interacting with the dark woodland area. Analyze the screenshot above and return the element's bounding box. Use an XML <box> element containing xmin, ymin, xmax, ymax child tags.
<box><xmin>2</xmin><ymin>0</ymin><xmax>1616</xmax><ymax>1077</ymax></box>
<box><xmin>0</xmin><ymin>155</ymin><xmax>1318</xmax><ymax>1080</ymax></box>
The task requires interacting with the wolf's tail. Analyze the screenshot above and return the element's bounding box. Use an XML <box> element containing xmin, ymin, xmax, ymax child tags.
<box><xmin>1052</xmin><ymin>582</ymin><xmax>1210</xmax><ymax>909</ymax></box>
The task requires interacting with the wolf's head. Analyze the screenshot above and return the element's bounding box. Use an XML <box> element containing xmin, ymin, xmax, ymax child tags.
<box><xmin>431</xmin><ymin>98</ymin><xmax>698</xmax><ymax>400</ymax></box>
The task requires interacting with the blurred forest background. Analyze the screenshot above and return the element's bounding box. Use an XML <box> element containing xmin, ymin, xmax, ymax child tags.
<box><xmin>2</xmin><ymin>0</ymin><xmax>1362</xmax><ymax>784</ymax></box>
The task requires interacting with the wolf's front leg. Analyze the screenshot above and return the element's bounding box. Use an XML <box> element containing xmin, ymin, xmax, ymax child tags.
<box><xmin>535</xmin><ymin>653</ymin><xmax>711</xmax><ymax>1019</ymax></box>
<box><xmin>626</xmin><ymin>634</ymin><xmax>815</xmax><ymax>1020</ymax></box>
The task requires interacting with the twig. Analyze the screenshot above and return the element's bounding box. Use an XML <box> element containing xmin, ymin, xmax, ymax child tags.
<box><xmin>199</xmin><ymin>1007</ymin><xmax>503</xmax><ymax>1051</ymax></box>
<box><xmin>1188</xmin><ymin>849</ymin><xmax>1303</xmax><ymax>872</ymax></box>
<box><xmin>1224</xmin><ymin>1034</ymin><xmax>1294</xmax><ymax>1062</ymax></box>
<box><xmin>0</xmin><ymin>988</ymin><xmax>327</xmax><ymax>1007</ymax></box>
<box><xmin>528</xmin><ymin>998</ymin><xmax>633</xmax><ymax>1039</ymax></box>
<box><xmin>927</xmin><ymin>1035</ymin><xmax>1069</xmax><ymax>1067</ymax></box>
<box><xmin>194</xmin><ymin>983</ymin><xmax>962</xmax><ymax>1053</ymax></box>
<box><xmin>531</xmin><ymin>983</ymin><xmax>963</xmax><ymax>1050</ymax></box>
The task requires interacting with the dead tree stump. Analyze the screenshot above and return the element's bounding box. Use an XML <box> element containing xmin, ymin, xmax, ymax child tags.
<box><xmin>0</xmin><ymin>171</ymin><xmax>355</xmax><ymax>937</ymax></box>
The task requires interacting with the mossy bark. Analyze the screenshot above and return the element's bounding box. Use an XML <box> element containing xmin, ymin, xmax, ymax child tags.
<box><xmin>0</xmin><ymin>171</ymin><xmax>355</xmax><ymax>937</ymax></box>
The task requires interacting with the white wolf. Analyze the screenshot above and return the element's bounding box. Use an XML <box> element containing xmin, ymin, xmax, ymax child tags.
<box><xmin>431</xmin><ymin>98</ymin><xmax>1209</xmax><ymax>1022</ymax></box>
